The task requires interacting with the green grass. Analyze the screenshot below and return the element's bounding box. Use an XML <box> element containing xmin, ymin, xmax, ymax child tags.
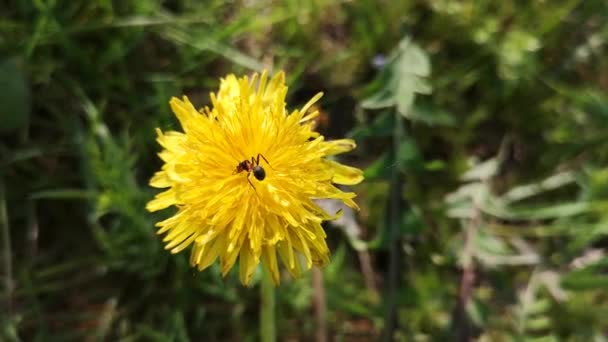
<box><xmin>2</xmin><ymin>0</ymin><xmax>608</xmax><ymax>340</ymax></box>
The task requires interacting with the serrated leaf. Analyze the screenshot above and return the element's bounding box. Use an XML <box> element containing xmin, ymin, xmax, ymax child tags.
<box><xmin>394</xmin><ymin>38</ymin><xmax>432</xmax><ymax>117</ymax></box>
<box><xmin>396</xmin><ymin>37</ymin><xmax>431</xmax><ymax>77</ymax></box>
<box><xmin>361</xmin><ymin>36</ymin><xmax>431</xmax><ymax>120</ymax></box>
<box><xmin>396</xmin><ymin>79</ymin><xmax>416</xmax><ymax>115</ymax></box>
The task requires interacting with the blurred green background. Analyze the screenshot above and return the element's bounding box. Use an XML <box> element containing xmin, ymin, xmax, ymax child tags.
<box><xmin>2</xmin><ymin>0</ymin><xmax>608</xmax><ymax>341</ymax></box>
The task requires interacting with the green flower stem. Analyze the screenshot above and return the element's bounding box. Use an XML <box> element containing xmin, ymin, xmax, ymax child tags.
<box><xmin>260</xmin><ymin>268</ymin><xmax>276</xmax><ymax>342</ymax></box>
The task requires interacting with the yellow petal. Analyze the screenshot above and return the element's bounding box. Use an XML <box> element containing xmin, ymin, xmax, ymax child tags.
<box><xmin>150</xmin><ymin>171</ymin><xmax>171</xmax><ymax>188</ymax></box>
<box><xmin>324</xmin><ymin>139</ymin><xmax>357</xmax><ymax>155</ymax></box>
<box><xmin>146</xmin><ymin>188</ymin><xmax>177</xmax><ymax>212</ymax></box>
<box><xmin>300</xmin><ymin>92</ymin><xmax>323</xmax><ymax>117</ymax></box>
<box><xmin>262</xmin><ymin>245</ymin><xmax>280</xmax><ymax>285</ymax></box>
<box><xmin>169</xmin><ymin>96</ymin><xmax>198</xmax><ymax>133</ymax></box>
<box><xmin>194</xmin><ymin>234</ymin><xmax>225</xmax><ymax>271</ymax></box>
<box><xmin>325</xmin><ymin>159</ymin><xmax>364</xmax><ymax>185</ymax></box>
<box><xmin>221</xmin><ymin>232</ymin><xmax>247</xmax><ymax>277</ymax></box>
<box><xmin>239</xmin><ymin>243</ymin><xmax>258</xmax><ymax>286</ymax></box>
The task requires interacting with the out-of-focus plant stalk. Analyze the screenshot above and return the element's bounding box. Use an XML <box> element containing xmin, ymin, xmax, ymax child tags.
<box><xmin>312</xmin><ymin>267</ymin><xmax>327</xmax><ymax>342</ymax></box>
<box><xmin>383</xmin><ymin>111</ymin><xmax>404</xmax><ymax>341</ymax></box>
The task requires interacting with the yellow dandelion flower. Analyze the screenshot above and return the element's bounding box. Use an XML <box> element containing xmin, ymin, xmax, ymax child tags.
<box><xmin>146</xmin><ymin>71</ymin><xmax>363</xmax><ymax>285</ymax></box>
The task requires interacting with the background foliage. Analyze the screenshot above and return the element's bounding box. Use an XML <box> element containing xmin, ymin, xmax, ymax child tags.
<box><xmin>2</xmin><ymin>0</ymin><xmax>608</xmax><ymax>341</ymax></box>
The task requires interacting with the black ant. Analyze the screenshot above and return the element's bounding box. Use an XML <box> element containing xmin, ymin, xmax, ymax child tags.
<box><xmin>233</xmin><ymin>153</ymin><xmax>271</xmax><ymax>191</ymax></box>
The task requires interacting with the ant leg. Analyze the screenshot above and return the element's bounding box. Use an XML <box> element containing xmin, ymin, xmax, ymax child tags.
<box><xmin>257</xmin><ymin>153</ymin><xmax>273</xmax><ymax>169</ymax></box>
<box><xmin>247</xmin><ymin>173</ymin><xmax>257</xmax><ymax>193</ymax></box>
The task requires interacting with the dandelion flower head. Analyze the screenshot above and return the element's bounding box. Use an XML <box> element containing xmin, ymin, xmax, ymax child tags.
<box><xmin>146</xmin><ymin>71</ymin><xmax>363</xmax><ymax>285</ymax></box>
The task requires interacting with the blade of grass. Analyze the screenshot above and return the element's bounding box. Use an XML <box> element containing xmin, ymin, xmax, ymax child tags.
<box><xmin>162</xmin><ymin>27</ymin><xmax>265</xmax><ymax>71</ymax></box>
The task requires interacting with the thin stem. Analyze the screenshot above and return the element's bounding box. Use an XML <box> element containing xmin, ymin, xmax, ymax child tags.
<box><xmin>357</xmin><ymin>249</ymin><xmax>379</xmax><ymax>302</ymax></box>
<box><xmin>453</xmin><ymin>208</ymin><xmax>479</xmax><ymax>341</ymax></box>
<box><xmin>312</xmin><ymin>267</ymin><xmax>327</xmax><ymax>342</ymax></box>
<box><xmin>260</xmin><ymin>268</ymin><xmax>276</xmax><ymax>342</ymax></box>
<box><xmin>382</xmin><ymin>112</ymin><xmax>404</xmax><ymax>341</ymax></box>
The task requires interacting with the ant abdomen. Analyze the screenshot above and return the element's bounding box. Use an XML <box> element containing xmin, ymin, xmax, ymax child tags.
<box><xmin>253</xmin><ymin>165</ymin><xmax>265</xmax><ymax>180</ymax></box>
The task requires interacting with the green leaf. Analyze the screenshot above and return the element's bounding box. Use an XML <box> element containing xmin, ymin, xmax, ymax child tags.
<box><xmin>462</xmin><ymin>158</ymin><xmax>499</xmax><ymax>181</ymax></box>
<box><xmin>162</xmin><ymin>27</ymin><xmax>265</xmax><ymax>71</ymax></box>
<box><xmin>408</xmin><ymin>104</ymin><xmax>455</xmax><ymax>126</ymax></box>
<box><xmin>363</xmin><ymin>152</ymin><xmax>394</xmax><ymax>180</ymax></box>
<box><xmin>483</xmin><ymin>201</ymin><xmax>590</xmax><ymax>221</ymax></box>
<box><xmin>394</xmin><ymin>38</ymin><xmax>432</xmax><ymax>117</ymax></box>
<box><xmin>360</xmin><ymin>67</ymin><xmax>398</xmax><ymax>110</ymax></box>
<box><xmin>562</xmin><ymin>274</ymin><xmax>608</xmax><ymax>290</ymax></box>
<box><xmin>29</xmin><ymin>189</ymin><xmax>97</xmax><ymax>200</ymax></box>
<box><xmin>474</xmin><ymin>229</ymin><xmax>512</xmax><ymax>256</ymax></box>
<box><xmin>525</xmin><ymin>316</ymin><xmax>551</xmax><ymax>331</ymax></box>
<box><xmin>402</xmin><ymin>206</ymin><xmax>424</xmax><ymax>235</ymax></box>
<box><xmin>562</xmin><ymin>257</ymin><xmax>608</xmax><ymax>290</ymax></box>
<box><xmin>501</xmin><ymin>172</ymin><xmax>576</xmax><ymax>204</ymax></box>
<box><xmin>396</xmin><ymin>37</ymin><xmax>431</xmax><ymax>77</ymax></box>
<box><xmin>361</xmin><ymin>36</ymin><xmax>431</xmax><ymax>119</ymax></box>
<box><xmin>349</xmin><ymin>111</ymin><xmax>395</xmax><ymax>140</ymax></box>
<box><xmin>527</xmin><ymin>298</ymin><xmax>552</xmax><ymax>316</ymax></box>
<box><xmin>424</xmin><ymin>160</ymin><xmax>446</xmax><ymax>171</ymax></box>
<box><xmin>397</xmin><ymin>136</ymin><xmax>422</xmax><ymax>169</ymax></box>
